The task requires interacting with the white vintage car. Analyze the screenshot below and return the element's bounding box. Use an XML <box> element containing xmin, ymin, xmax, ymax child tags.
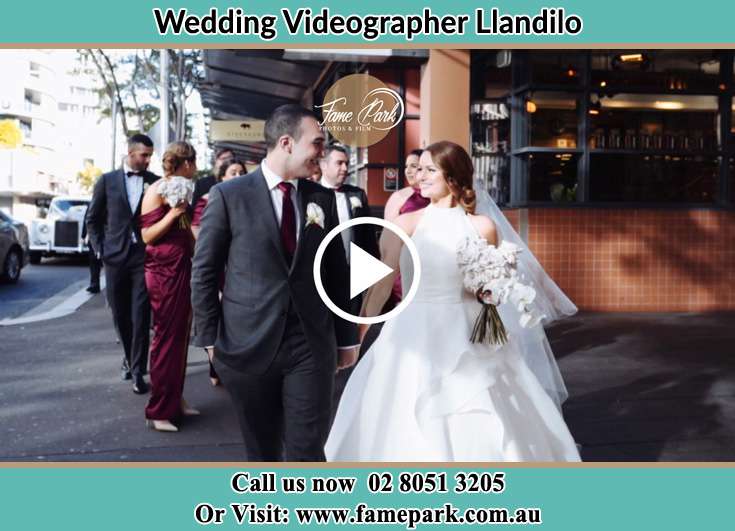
<box><xmin>29</xmin><ymin>196</ymin><xmax>91</xmax><ymax>264</ymax></box>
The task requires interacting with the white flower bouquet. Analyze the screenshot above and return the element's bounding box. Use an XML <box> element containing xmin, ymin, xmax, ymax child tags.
<box><xmin>158</xmin><ymin>176</ymin><xmax>194</xmax><ymax>229</ymax></box>
<box><xmin>457</xmin><ymin>236</ymin><xmax>545</xmax><ymax>345</ymax></box>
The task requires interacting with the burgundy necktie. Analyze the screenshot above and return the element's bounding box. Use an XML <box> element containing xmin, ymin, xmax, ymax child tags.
<box><xmin>277</xmin><ymin>181</ymin><xmax>297</xmax><ymax>261</ymax></box>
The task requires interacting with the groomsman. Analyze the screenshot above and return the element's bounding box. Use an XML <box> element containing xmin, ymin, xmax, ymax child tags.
<box><xmin>319</xmin><ymin>145</ymin><xmax>379</xmax><ymax>260</ymax></box>
<box><xmin>86</xmin><ymin>134</ymin><xmax>158</xmax><ymax>394</ymax></box>
<box><xmin>191</xmin><ymin>147</ymin><xmax>235</xmax><ymax>212</ymax></box>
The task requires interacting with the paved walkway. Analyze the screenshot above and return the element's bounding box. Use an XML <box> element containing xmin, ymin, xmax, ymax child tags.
<box><xmin>1</xmin><ymin>293</ymin><xmax>733</xmax><ymax>462</ymax></box>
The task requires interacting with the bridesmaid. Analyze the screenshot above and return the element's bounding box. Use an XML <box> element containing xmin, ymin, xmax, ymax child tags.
<box><xmin>191</xmin><ymin>157</ymin><xmax>247</xmax><ymax>386</ymax></box>
<box><xmin>383</xmin><ymin>150</ymin><xmax>430</xmax><ymax>308</ymax></box>
<box><xmin>383</xmin><ymin>149</ymin><xmax>430</xmax><ymax>223</ymax></box>
<box><xmin>191</xmin><ymin>157</ymin><xmax>246</xmax><ymax>238</ymax></box>
<box><xmin>139</xmin><ymin>141</ymin><xmax>199</xmax><ymax>433</ymax></box>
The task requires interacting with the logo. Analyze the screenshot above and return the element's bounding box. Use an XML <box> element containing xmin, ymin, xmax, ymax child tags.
<box><xmin>312</xmin><ymin>217</ymin><xmax>421</xmax><ymax>325</ymax></box>
<box><xmin>315</xmin><ymin>74</ymin><xmax>405</xmax><ymax>148</ymax></box>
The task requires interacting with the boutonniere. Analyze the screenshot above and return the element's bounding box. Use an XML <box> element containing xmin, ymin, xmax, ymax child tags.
<box><xmin>349</xmin><ymin>196</ymin><xmax>363</xmax><ymax>211</ymax></box>
<box><xmin>143</xmin><ymin>183</ymin><xmax>150</xmax><ymax>194</ymax></box>
<box><xmin>305</xmin><ymin>202</ymin><xmax>325</xmax><ymax>229</ymax></box>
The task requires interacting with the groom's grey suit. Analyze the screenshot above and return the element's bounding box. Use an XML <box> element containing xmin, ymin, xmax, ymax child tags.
<box><xmin>191</xmin><ymin>167</ymin><xmax>357</xmax><ymax>461</ymax></box>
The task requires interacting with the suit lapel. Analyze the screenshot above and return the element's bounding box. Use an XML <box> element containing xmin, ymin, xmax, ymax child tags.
<box><xmin>251</xmin><ymin>171</ymin><xmax>288</xmax><ymax>270</ymax></box>
<box><xmin>343</xmin><ymin>189</ymin><xmax>355</xmax><ymax>220</ymax></box>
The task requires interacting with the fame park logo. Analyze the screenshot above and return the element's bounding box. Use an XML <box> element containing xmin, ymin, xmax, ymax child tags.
<box><xmin>315</xmin><ymin>73</ymin><xmax>405</xmax><ymax>148</ymax></box>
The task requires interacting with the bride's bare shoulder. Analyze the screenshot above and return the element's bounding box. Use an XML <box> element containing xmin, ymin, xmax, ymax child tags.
<box><xmin>394</xmin><ymin>208</ymin><xmax>425</xmax><ymax>237</ymax></box>
<box><xmin>468</xmin><ymin>213</ymin><xmax>497</xmax><ymax>245</ymax></box>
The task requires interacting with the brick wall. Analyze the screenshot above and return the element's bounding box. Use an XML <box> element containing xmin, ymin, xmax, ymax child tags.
<box><xmin>504</xmin><ymin>208</ymin><xmax>735</xmax><ymax>312</ymax></box>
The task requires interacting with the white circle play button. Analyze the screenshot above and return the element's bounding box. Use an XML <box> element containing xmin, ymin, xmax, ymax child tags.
<box><xmin>312</xmin><ymin>217</ymin><xmax>421</xmax><ymax>325</ymax></box>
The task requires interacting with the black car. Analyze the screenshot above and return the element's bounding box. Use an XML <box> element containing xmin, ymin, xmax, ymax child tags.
<box><xmin>0</xmin><ymin>210</ymin><xmax>30</xmax><ymax>283</ymax></box>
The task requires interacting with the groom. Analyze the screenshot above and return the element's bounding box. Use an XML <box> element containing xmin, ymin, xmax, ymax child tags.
<box><xmin>191</xmin><ymin>104</ymin><xmax>359</xmax><ymax>461</ymax></box>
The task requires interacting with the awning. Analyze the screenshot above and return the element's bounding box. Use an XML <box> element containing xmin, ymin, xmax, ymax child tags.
<box><xmin>199</xmin><ymin>49</ymin><xmax>428</xmax><ymax>161</ymax></box>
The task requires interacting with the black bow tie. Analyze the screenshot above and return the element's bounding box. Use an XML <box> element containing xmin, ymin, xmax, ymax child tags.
<box><xmin>126</xmin><ymin>171</ymin><xmax>142</xmax><ymax>177</ymax></box>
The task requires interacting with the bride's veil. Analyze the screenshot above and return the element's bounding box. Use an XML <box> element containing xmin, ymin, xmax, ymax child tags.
<box><xmin>474</xmin><ymin>180</ymin><xmax>577</xmax><ymax>409</ymax></box>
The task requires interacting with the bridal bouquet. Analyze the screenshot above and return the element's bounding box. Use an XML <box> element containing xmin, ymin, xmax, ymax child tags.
<box><xmin>158</xmin><ymin>176</ymin><xmax>194</xmax><ymax>229</ymax></box>
<box><xmin>457</xmin><ymin>237</ymin><xmax>544</xmax><ymax>345</ymax></box>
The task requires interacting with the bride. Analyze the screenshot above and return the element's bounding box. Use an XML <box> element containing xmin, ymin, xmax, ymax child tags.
<box><xmin>326</xmin><ymin>141</ymin><xmax>581</xmax><ymax>462</ymax></box>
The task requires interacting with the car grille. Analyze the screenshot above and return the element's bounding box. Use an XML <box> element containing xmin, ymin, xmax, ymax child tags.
<box><xmin>54</xmin><ymin>221</ymin><xmax>79</xmax><ymax>247</ymax></box>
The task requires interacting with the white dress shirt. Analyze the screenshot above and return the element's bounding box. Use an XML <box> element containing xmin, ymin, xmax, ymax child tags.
<box><xmin>123</xmin><ymin>161</ymin><xmax>144</xmax><ymax>214</ymax></box>
<box><xmin>261</xmin><ymin>161</ymin><xmax>301</xmax><ymax>242</ymax></box>
<box><xmin>320</xmin><ymin>179</ymin><xmax>352</xmax><ymax>262</ymax></box>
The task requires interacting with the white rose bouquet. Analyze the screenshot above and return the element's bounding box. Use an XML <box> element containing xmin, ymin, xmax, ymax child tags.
<box><xmin>158</xmin><ymin>176</ymin><xmax>194</xmax><ymax>229</ymax></box>
<box><xmin>457</xmin><ymin>236</ymin><xmax>545</xmax><ymax>345</ymax></box>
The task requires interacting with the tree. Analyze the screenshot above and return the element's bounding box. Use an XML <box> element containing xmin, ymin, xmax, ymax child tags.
<box><xmin>77</xmin><ymin>49</ymin><xmax>203</xmax><ymax>140</ymax></box>
<box><xmin>77</xmin><ymin>159</ymin><xmax>103</xmax><ymax>193</ymax></box>
<box><xmin>0</xmin><ymin>119</ymin><xmax>23</xmax><ymax>149</ymax></box>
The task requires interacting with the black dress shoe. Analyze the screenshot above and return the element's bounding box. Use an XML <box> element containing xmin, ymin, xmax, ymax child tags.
<box><xmin>132</xmin><ymin>375</ymin><xmax>149</xmax><ymax>394</ymax></box>
<box><xmin>121</xmin><ymin>360</ymin><xmax>132</xmax><ymax>381</ymax></box>
<box><xmin>86</xmin><ymin>285</ymin><xmax>100</xmax><ymax>294</ymax></box>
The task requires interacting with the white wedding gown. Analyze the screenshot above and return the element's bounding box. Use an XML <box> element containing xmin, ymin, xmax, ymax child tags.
<box><xmin>326</xmin><ymin>204</ymin><xmax>581</xmax><ymax>462</ymax></box>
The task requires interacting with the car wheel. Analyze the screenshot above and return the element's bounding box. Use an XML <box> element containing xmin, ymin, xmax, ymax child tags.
<box><xmin>29</xmin><ymin>251</ymin><xmax>42</xmax><ymax>265</ymax></box>
<box><xmin>2</xmin><ymin>248</ymin><xmax>22</xmax><ymax>283</ymax></box>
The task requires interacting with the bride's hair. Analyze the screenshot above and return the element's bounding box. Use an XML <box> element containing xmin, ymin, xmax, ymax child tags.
<box><xmin>424</xmin><ymin>141</ymin><xmax>476</xmax><ymax>214</ymax></box>
<box><xmin>162</xmin><ymin>141</ymin><xmax>196</xmax><ymax>177</ymax></box>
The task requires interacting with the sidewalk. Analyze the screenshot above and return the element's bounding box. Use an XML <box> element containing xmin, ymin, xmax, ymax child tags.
<box><xmin>1</xmin><ymin>293</ymin><xmax>733</xmax><ymax>461</ymax></box>
<box><xmin>555</xmin><ymin>312</ymin><xmax>735</xmax><ymax>461</ymax></box>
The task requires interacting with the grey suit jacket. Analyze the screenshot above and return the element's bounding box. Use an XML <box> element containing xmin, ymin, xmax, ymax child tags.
<box><xmin>190</xmin><ymin>168</ymin><xmax>358</xmax><ymax>374</ymax></box>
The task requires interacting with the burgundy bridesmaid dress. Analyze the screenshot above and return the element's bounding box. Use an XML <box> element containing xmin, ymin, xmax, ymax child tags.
<box><xmin>191</xmin><ymin>196</ymin><xmax>208</xmax><ymax>228</ymax></box>
<box><xmin>140</xmin><ymin>205</ymin><xmax>193</xmax><ymax>421</ymax></box>
<box><xmin>389</xmin><ymin>188</ymin><xmax>430</xmax><ymax>305</ymax></box>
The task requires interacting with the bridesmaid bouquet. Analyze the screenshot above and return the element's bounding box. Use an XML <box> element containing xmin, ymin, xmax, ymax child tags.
<box><xmin>158</xmin><ymin>176</ymin><xmax>194</xmax><ymax>229</ymax></box>
<box><xmin>457</xmin><ymin>237</ymin><xmax>544</xmax><ymax>345</ymax></box>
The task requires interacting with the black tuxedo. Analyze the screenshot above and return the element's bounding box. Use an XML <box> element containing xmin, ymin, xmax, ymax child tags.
<box><xmin>86</xmin><ymin>168</ymin><xmax>158</xmax><ymax>377</ymax></box>
<box><xmin>333</xmin><ymin>183</ymin><xmax>379</xmax><ymax>259</ymax></box>
<box><xmin>81</xmin><ymin>206</ymin><xmax>101</xmax><ymax>291</ymax></box>
<box><xmin>323</xmin><ymin>182</ymin><xmax>379</xmax><ymax>315</ymax></box>
<box><xmin>191</xmin><ymin>169</ymin><xmax>357</xmax><ymax>461</ymax></box>
<box><xmin>191</xmin><ymin>174</ymin><xmax>216</xmax><ymax>213</ymax></box>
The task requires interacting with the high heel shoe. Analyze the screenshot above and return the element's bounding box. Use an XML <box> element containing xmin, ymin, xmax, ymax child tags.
<box><xmin>181</xmin><ymin>399</ymin><xmax>200</xmax><ymax>416</ymax></box>
<box><xmin>146</xmin><ymin>419</ymin><xmax>178</xmax><ymax>432</ymax></box>
<box><xmin>209</xmin><ymin>377</ymin><xmax>220</xmax><ymax>387</ymax></box>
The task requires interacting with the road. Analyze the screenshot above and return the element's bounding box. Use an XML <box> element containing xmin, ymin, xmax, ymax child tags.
<box><xmin>0</xmin><ymin>257</ymin><xmax>90</xmax><ymax>320</ymax></box>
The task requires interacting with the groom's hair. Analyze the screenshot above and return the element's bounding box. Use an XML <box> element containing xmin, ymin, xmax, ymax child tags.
<box><xmin>265</xmin><ymin>104</ymin><xmax>317</xmax><ymax>151</ymax></box>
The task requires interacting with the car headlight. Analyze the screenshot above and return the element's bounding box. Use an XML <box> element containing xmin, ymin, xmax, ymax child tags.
<box><xmin>39</xmin><ymin>224</ymin><xmax>50</xmax><ymax>234</ymax></box>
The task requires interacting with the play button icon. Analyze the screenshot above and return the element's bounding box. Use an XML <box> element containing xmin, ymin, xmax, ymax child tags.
<box><xmin>349</xmin><ymin>242</ymin><xmax>393</xmax><ymax>300</ymax></box>
<box><xmin>313</xmin><ymin>216</ymin><xmax>421</xmax><ymax>325</ymax></box>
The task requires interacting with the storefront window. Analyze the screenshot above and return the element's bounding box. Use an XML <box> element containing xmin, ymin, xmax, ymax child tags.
<box><xmin>471</xmin><ymin>101</ymin><xmax>510</xmax><ymax>205</ymax></box>
<box><xmin>525</xmin><ymin>92</ymin><xmax>579</xmax><ymax>148</ymax></box>
<box><xmin>588</xmin><ymin>94</ymin><xmax>720</xmax><ymax>151</ymax></box>
<box><xmin>590</xmin><ymin>154</ymin><xmax>718</xmax><ymax>203</ymax></box>
<box><xmin>516</xmin><ymin>51</ymin><xmax>584</xmax><ymax>87</ymax></box>
<box><xmin>478</xmin><ymin>50</ymin><xmax>733</xmax><ymax>206</ymax></box>
<box><xmin>528</xmin><ymin>152</ymin><xmax>579</xmax><ymax>202</ymax></box>
<box><xmin>591</xmin><ymin>51</ymin><xmax>721</xmax><ymax>93</ymax></box>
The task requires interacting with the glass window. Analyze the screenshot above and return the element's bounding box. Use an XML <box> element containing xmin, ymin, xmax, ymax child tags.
<box><xmin>516</xmin><ymin>51</ymin><xmax>584</xmax><ymax>87</ymax></box>
<box><xmin>471</xmin><ymin>101</ymin><xmax>510</xmax><ymax>205</ymax></box>
<box><xmin>524</xmin><ymin>92</ymin><xmax>579</xmax><ymax>148</ymax></box>
<box><xmin>591</xmin><ymin>50</ymin><xmax>721</xmax><ymax>93</ymax></box>
<box><xmin>590</xmin><ymin>153</ymin><xmax>718</xmax><ymax>203</ymax></box>
<box><xmin>527</xmin><ymin>152</ymin><xmax>579</xmax><ymax>202</ymax></box>
<box><xmin>588</xmin><ymin>93</ymin><xmax>720</xmax><ymax>151</ymax></box>
<box><xmin>471</xmin><ymin>102</ymin><xmax>509</xmax><ymax>153</ymax></box>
